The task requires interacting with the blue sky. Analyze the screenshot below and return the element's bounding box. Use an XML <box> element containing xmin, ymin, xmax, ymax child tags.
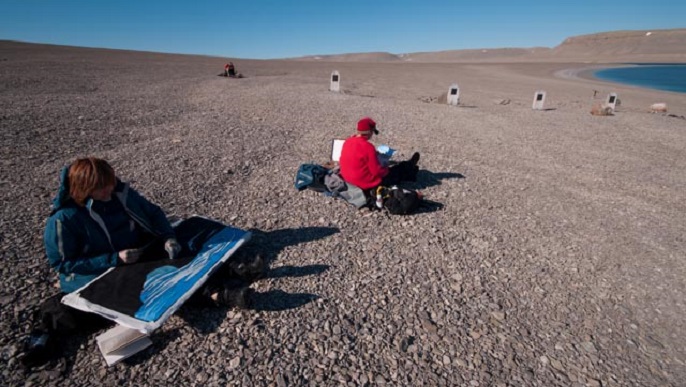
<box><xmin>1</xmin><ymin>0</ymin><xmax>684</xmax><ymax>59</ymax></box>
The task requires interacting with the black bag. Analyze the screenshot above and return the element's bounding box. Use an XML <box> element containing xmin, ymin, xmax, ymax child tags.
<box><xmin>382</xmin><ymin>187</ymin><xmax>422</xmax><ymax>215</ymax></box>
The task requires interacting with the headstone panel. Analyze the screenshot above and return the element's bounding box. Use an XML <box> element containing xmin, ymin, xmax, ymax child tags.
<box><xmin>606</xmin><ymin>93</ymin><xmax>618</xmax><ymax>112</ymax></box>
<box><xmin>330</xmin><ymin>71</ymin><xmax>340</xmax><ymax>92</ymax></box>
<box><xmin>532</xmin><ymin>90</ymin><xmax>547</xmax><ymax>110</ymax></box>
<box><xmin>447</xmin><ymin>84</ymin><xmax>460</xmax><ymax>106</ymax></box>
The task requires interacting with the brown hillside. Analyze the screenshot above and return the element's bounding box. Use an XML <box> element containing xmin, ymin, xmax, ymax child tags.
<box><xmin>549</xmin><ymin>29</ymin><xmax>686</xmax><ymax>62</ymax></box>
<box><xmin>294</xmin><ymin>52</ymin><xmax>402</xmax><ymax>62</ymax></box>
<box><xmin>293</xmin><ymin>28</ymin><xmax>686</xmax><ymax>63</ymax></box>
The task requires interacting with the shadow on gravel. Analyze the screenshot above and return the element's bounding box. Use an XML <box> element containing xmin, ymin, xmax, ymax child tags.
<box><xmin>123</xmin><ymin>328</ymin><xmax>183</xmax><ymax>367</ymax></box>
<box><xmin>414</xmin><ymin>199</ymin><xmax>445</xmax><ymax>214</ymax></box>
<box><xmin>174</xmin><ymin>263</ymin><xmax>332</xmax><ymax>335</ymax></box>
<box><xmin>249</xmin><ymin>290</ymin><xmax>319</xmax><ymax>312</ymax></box>
<box><xmin>413</xmin><ymin>170</ymin><xmax>465</xmax><ymax>190</ymax></box>
<box><xmin>265</xmin><ymin>264</ymin><xmax>330</xmax><ymax>279</ymax></box>
<box><xmin>175</xmin><ymin>265</ymin><xmax>326</xmax><ymax>334</ymax></box>
<box><xmin>242</xmin><ymin>226</ymin><xmax>340</xmax><ymax>265</ymax></box>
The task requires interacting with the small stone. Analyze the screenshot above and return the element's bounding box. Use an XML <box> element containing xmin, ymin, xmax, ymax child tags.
<box><xmin>550</xmin><ymin>358</ymin><xmax>564</xmax><ymax>371</ymax></box>
<box><xmin>587</xmin><ymin>379</ymin><xmax>601</xmax><ymax>387</ymax></box>
<box><xmin>490</xmin><ymin>311</ymin><xmax>505</xmax><ymax>321</ymax></box>
<box><xmin>276</xmin><ymin>373</ymin><xmax>286</xmax><ymax>387</ymax></box>
<box><xmin>229</xmin><ymin>356</ymin><xmax>241</xmax><ymax>369</ymax></box>
<box><xmin>580</xmin><ymin>342</ymin><xmax>597</xmax><ymax>353</ymax></box>
<box><xmin>539</xmin><ymin>355</ymin><xmax>549</xmax><ymax>365</ymax></box>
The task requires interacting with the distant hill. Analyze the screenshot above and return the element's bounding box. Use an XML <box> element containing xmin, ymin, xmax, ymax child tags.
<box><xmin>292</xmin><ymin>28</ymin><xmax>686</xmax><ymax>63</ymax></box>
<box><xmin>549</xmin><ymin>29</ymin><xmax>686</xmax><ymax>62</ymax></box>
<box><xmin>297</xmin><ymin>52</ymin><xmax>403</xmax><ymax>62</ymax></box>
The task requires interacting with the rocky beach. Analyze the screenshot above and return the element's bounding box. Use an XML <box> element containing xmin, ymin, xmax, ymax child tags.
<box><xmin>1</xmin><ymin>38</ymin><xmax>685</xmax><ymax>386</ymax></box>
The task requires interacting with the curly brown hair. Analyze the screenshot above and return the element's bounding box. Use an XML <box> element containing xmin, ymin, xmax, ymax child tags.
<box><xmin>68</xmin><ymin>157</ymin><xmax>116</xmax><ymax>206</ymax></box>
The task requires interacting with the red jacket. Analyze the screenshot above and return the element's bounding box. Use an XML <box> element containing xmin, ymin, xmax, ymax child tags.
<box><xmin>339</xmin><ymin>136</ymin><xmax>388</xmax><ymax>190</ymax></box>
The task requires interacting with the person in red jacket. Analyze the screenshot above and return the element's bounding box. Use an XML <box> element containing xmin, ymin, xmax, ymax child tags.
<box><xmin>339</xmin><ymin>117</ymin><xmax>420</xmax><ymax>191</ymax></box>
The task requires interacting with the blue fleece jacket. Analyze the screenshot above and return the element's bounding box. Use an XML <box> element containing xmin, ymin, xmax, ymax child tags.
<box><xmin>44</xmin><ymin>167</ymin><xmax>175</xmax><ymax>293</ymax></box>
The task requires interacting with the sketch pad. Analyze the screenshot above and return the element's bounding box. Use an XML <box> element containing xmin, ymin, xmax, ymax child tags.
<box><xmin>62</xmin><ymin>216</ymin><xmax>251</xmax><ymax>334</ymax></box>
<box><xmin>331</xmin><ymin>139</ymin><xmax>345</xmax><ymax>161</ymax></box>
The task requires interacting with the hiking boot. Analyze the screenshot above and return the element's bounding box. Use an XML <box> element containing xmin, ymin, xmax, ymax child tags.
<box><xmin>245</xmin><ymin>254</ymin><xmax>266</xmax><ymax>280</ymax></box>
<box><xmin>214</xmin><ymin>280</ymin><xmax>252</xmax><ymax>309</ymax></box>
<box><xmin>231</xmin><ymin>254</ymin><xmax>267</xmax><ymax>282</ymax></box>
<box><xmin>410</xmin><ymin>152</ymin><xmax>420</xmax><ymax>166</ymax></box>
<box><xmin>20</xmin><ymin>329</ymin><xmax>56</xmax><ymax>369</ymax></box>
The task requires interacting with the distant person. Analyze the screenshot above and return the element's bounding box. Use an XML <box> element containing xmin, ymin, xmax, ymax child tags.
<box><xmin>21</xmin><ymin>157</ymin><xmax>264</xmax><ymax>368</ymax></box>
<box><xmin>220</xmin><ymin>62</ymin><xmax>242</xmax><ymax>78</ymax></box>
<box><xmin>339</xmin><ymin>117</ymin><xmax>420</xmax><ymax>193</ymax></box>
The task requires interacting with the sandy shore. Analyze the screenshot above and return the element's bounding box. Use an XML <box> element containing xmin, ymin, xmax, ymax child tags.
<box><xmin>552</xmin><ymin>65</ymin><xmax>621</xmax><ymax>81</ymax></box>
<box><xmin>1</xmin><ymin>41</ymin><xmax>685</xmax><ymax>385</ymax></box>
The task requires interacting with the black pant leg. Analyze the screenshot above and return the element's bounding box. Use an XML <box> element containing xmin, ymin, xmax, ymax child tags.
<box><xmin>39</xmin><ymin>294</ymin><xmax>110</xmax><ymax>334</ymax></box>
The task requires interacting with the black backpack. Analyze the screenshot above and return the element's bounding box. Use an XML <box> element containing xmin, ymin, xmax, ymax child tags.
<box><xmin>382</xmin><ymin>187</ymin><xmax>422</xmax><ymax>215</ymax></box>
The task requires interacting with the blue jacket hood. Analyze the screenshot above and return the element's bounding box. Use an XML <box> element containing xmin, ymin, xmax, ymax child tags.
<box><xmin>51</xmin><ymin>167</ymin><xmax>72</xmax><ymax>213</ymax></box>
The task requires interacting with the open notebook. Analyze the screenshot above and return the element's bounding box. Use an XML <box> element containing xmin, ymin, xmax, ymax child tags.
<box><xmin>96</xmin><ymin>325</ymin><xmax>152</xmax><ymax>366</ymax></box>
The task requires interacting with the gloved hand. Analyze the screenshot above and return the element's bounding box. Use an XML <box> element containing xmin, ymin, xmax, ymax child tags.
<box><xmin>164</xmin><ymin>238</ymin><xmax>181</xmax><ymax>260</ymax></box>
<box><xmin>118</xmin><ymin>248</ymin><xmax>144</xmax><ymax>264</ymax></box>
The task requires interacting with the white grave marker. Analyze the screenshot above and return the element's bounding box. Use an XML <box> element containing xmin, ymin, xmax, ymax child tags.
<box><xmin>532</xmin><ymin>90</ymin><xmax>546</xmax><ymax>110</ymax></box>
<box><xmin>447</xmin><ymin>84</ymin><xmax>460</xmax><ymax>106</ymax></box>
<box><xmin>330</xmin><ymin>71</ymin><xmax>340</xmax><ymax>92</ymax></box>
<box><xmin>606</xmin><ymin>93</ymin><xmax>618</xmax><ymax>112</ymax></box>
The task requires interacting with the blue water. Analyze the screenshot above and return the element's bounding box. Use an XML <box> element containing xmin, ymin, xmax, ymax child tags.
<box><xmin>594</xmin><ymin>65</ymin><xmax>686</xmax><ymax>93</ymax></box>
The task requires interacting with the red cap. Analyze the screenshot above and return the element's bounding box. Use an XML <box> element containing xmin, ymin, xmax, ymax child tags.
<box><xmin>357</xmin><ymin>117</ymin><xmax>379</xmax><ymax>135</ymax></box>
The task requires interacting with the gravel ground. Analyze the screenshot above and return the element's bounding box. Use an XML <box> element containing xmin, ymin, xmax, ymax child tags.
<box><xmin>1</xmin><ymin>41</ymin><xmax>685</xmax><ymax>386</ymax></box>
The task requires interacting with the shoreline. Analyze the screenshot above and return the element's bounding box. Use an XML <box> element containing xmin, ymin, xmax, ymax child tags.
<box><xmin>553</xmin><ymin>64</ymin><xmax>628</xmax><ymax>82</ymax></box>
<box><xmin>555</xmin><ymin>63</ymin><xmax>686</xmax><ymax>94</ymax></box>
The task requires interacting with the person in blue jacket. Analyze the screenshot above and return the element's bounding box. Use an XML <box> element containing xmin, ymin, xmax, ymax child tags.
<box><xmin>44</xmin><ymin>158</ymin><xmax>182</xmax><ymax>293</ymax></box>
<box><xmin>22</xmin><ymin>157</ymin><xmax>264</xmax><ymax>368</ymax></box>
